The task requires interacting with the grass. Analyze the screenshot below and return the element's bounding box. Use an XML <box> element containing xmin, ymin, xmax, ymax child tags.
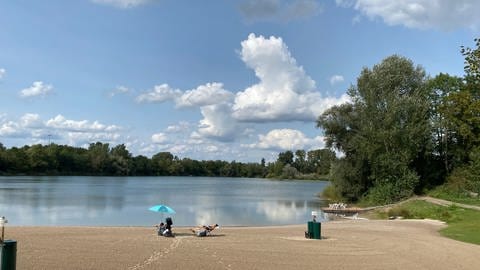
<box><xmin>428</xmin><ymin>185</ymin><xmax>480</xmax><ymax>206</ymax></box>
<box><xmin>375</xmin><ymin>200</ymin><xmax>480</xmax><ymax>245</ymax></box>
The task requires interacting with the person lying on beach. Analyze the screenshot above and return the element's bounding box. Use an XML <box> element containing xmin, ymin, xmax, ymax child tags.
<box><xmin>191</xmin><ymin>224</ymin><xmax>219</xmax><ymax>237</ymax></box>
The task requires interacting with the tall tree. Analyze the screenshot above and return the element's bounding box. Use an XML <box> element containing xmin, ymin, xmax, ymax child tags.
<box><xmin>318</xmin><ymin>55</ymin><xmax>431</xmax><ymax>203</ymax></box>
<box><xmin>427</xmin><ymin>74</ymin><xmax>463</xmax><ymax>174</ymax></box>
<box><xmin>307</xmin><ymin>149</ymin><xmax>336</xmax><ymax>175</ymax></box>
<box><xmin>87</xmin><ymin>142</ymin><xmax>110</xmax><ymax>174</ymax></box>
<box><xmin>293</xmin><ymin>150</ymin><xmax>306</xmax><ymax>173</ymax></box>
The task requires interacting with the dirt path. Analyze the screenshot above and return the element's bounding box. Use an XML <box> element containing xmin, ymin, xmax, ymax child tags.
<box><xmin>414</xmin><ymin>196</ymin><xmax>480</xmax><ymax>211</ymax></box>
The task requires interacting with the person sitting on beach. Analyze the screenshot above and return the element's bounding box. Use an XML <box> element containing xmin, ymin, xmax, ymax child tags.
<box><xmin>156</xmin><ymin>222</ymin><xmax>166</xmax><ymax>236</ymax></box>
<box><xmin>191</xmin><ymin>224</ymin><xmax>219</xmax><ymax>237</ymax></box>
<box><xmin>163</xmin><ymin>221</ymin><xmax>173</xmax><ymax>237</ymax></box>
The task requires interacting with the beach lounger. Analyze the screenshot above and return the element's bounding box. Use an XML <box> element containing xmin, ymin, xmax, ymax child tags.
<box><xmin>192</xmin><ymin>224</ymin><xmax>219</xmax><ymax>237</ymax></box>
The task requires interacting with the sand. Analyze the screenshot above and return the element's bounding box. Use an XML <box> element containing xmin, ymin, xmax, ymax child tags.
<box><xmin>6</xmin><ymin>220</ymin><xmax>480</xmax><ymax>270</ymax></box>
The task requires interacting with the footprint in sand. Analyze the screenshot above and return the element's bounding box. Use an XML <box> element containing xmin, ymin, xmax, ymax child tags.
<box><xmin>128</xmin><ymin>237</ymin><xmax>182</xmax><ymax>270</ymax></box>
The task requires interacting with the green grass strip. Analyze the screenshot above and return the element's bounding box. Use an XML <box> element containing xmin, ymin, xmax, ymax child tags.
<box><xmin>378</xmin><ymin>200</ymin><xmax>480</xmax><ymax>245</ymax></box>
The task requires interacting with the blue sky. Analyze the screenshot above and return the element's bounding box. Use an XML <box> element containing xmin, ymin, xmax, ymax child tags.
<box><xmin>0</xmin><ymin>0</ymin><xmax>479</xmax><ymax>162</ymax></box>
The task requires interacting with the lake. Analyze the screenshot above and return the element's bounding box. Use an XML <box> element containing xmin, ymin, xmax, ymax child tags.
<box><xmin>0</xmin><ymin>176</ymin><xmax>329</xmax><ymax>226</ymax></box>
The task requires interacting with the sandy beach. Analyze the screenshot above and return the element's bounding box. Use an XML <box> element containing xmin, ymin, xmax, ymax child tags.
<box><xmin>6</xmin><ymin>219</ymin><xmax>480</xmax><ymax>270</ymax></box>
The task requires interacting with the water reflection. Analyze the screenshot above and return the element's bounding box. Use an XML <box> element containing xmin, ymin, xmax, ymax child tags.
<box><xmin>0</xmin><ymin>176</ymin><xmax>328</xmax><ymax>226</ymax></box>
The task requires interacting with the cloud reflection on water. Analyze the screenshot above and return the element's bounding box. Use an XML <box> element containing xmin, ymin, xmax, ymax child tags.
<box><xmin>0</xmin><ymin>176</ymin><xmax>328</xmax><ymax>226</ymax></box>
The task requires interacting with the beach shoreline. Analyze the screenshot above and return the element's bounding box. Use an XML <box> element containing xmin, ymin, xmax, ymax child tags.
<box><xmin>7</xmin><ymin>220</ymin><xmax>480</xmax><ymax>270</ymax></box>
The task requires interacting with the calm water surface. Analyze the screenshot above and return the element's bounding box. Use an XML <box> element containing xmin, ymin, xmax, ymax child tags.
<box><xmin>0</xmin><ymin>176</ymin><xmax>329</xmax><ymax>226</ymax></box>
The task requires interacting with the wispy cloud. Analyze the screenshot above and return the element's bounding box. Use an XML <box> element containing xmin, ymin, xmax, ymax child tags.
<box><xmin>151</xmin><ymin>132</ymin><xmax>167</xmax><ymax>144</ymax></box>
<box><xmin>330</xmin><ymin>75</ymin><xmax>344</xmax><ymax>85</ymax></box>
<box><xmin>91</xmin><ymin>0</ymin><xmax>155</xmax><ymax>9</ymax></box>
<box><xmin>336</xmin><ymin>0</ymin><xmax>480</xmax><ymax>30</ymax></box>
<box><xmin>0</xmin><ymin>68</ymin><xmax>5</xmax><ymax>79</ymax></box>
<box><xmin>238</xmin><ymin>0</ymin><xmax>321</xmax><ymax>22</ymax></box>
<box><xmin>136</xmin><ymin>84</ymin><xmax>182</xmax><ymax>103</ymax></box>
<box><xmin>108</xmin><ymin>85</ymin><xmax>131</xmax><ymax>97</ymax></box>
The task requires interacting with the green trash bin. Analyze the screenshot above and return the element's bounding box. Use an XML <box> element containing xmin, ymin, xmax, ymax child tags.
<box><xmin>307</xmin><ymin>221</ymin><xmax>314</xmax><ymax>238</ymax></box>
<box><xmin>1</xmin><ymin>240</ymin><xmax>17</xmax><ymax>270</ymax></box>
<box><xmin>312</xmin><ymin>222</ymin><xmax>321</xmax><ymax>240</ymax></box>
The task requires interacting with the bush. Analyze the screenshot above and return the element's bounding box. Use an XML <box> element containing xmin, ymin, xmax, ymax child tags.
<box><xmin>321</xmin><ymin>184</ymin><xmax>343</xmax><ymax>201</ymax></box>
<box><xmin>387</xmin><ymin>207</ymin><xmax>410</xmax><ymax>218</ymax></box>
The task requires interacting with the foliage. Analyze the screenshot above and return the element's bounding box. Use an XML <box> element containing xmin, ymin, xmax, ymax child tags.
<box><xmin>461</xmin><ymin>37</ymin><xmax>480</xmax><ymax>84</ymax></box>
<box><xmin>321</xmin><ymin>184</ymin><xmax>343</xmax><ymax>202</ymax></box>
<box><xmin>424</xmin><ymin>73</ymin><xmax>464</xmax><ymax>181</ymax></box>
<box><xmin>318</xmin><ymin>55</ymin><xmax>430</xmax><ymax>203</ymax></box>
<box><xmin>281</xmin><ymin>164</ymin><xmax>298</xmax><ymax>179</ymax></box>
<box><xmin>0</xmin><ymin>142</ymin><xmax>332</xmax><ymax>179</ymax></box>
<box><xmin>429</xmin><ymin>185</ymin><xmax>480</xmax><ymax>206</ymax></box>
<box><xmin>0</xmin><ymin>142</ymin><xmax>260</xmax><ymax>177</ymax></box>
<box><xmin>438</xmin><ymin>146</ymin><xmax>480</xmax><ymax>201</ymax></box>
<box><xmin>266</xmin><ymin>148</ymin><xmax>337</xmax><ymax>179</ymax></box>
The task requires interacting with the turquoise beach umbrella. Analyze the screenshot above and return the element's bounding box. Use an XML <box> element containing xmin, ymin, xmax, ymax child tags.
<box><xmin>149</xmin><ymin>204</ymin><xmax>176</xmax><ymax>214</ymax></box>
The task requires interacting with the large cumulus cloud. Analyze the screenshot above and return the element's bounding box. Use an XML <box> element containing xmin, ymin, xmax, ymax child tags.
<box><xmin>233</xmin><ymin>33</ymin><xmax>348</xmax><ymax>122</ymax></box>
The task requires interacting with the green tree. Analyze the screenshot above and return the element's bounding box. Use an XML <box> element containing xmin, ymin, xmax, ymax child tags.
<box><xmin>152</xmin><ymin>152</ymin><xmax>174</xmax><ymax>175</ymax></box>
<box><xmin>87</xmin><ymin>142</ymin><xmax>110</xmax><ymax>174</ymax></box>
<box><xmin>277</xmin><ymin>151</ymin><xmax>294</xmax><ymax>165</ymax></box>
<box><xmin>109</xmin><ymin>144</ymin><xmax>132</xmax><ymax>175</ymax></box>
<box><xmin>461</xmin><ymin>38</ymin><xmax>480</xmax><ymax>85</ymax></box>
<box><xmin>426</xmin><ymin>74</ymin><xmax>464</xmax><ymax>174</ymax></box>
<box><xmin>307</xmin><ymin>149</ymin><xmax>336</xmax><ymax>175</ymax></box>
<box><xmin>0</xmin><ymin>143</ymin><xmax>7</xmax><ymax>173</ymax></box>
<box><xmin>293</xmin><ymin>150</ymin><xmax>307</xmax><ymax>173</ymax></box>
<box><xmin>318</xmin><ymin>55</ymin><xmax>430</xmax><ymax>203</ymax></box>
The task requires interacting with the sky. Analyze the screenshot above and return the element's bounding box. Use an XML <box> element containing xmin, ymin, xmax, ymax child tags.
<box><xmin>0</xmin><ymin>0</ymin><xmax>479</xmax><ymax>162</ymax></box>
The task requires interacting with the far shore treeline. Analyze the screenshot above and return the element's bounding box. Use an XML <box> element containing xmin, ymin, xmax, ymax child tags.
<box><xmin>0</xmin><ymin>142</ymin><xmax>335</xmax><ymax>180</ymax></box>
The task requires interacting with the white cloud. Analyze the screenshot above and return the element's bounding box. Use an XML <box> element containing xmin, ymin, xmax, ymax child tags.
<box><xmin>176</xmin><ymin>83</ymin><xmax>234</xmax><ymax>108</ymax></box>
<box><xmin>165</xmin><ymin>121</ymin><xmax>191</xmax><ymax>133</ymax></box>
<box><xmin>109</xmin><ymin>85</ymin><xmax>130</xmax><ymax>97</ymax></box>
<box><xmin>134</xmin><ymin>33</ymin><xmax>349</xmax><ymax>143</ymax></box>
<box><xmin>136</xmin><ymin>82</ymin><xmax>233</xmax><ymax>108</ymax></box>
<box><xmin>233</xmin><ymin>33</ymin><xmax>348</xmax><ymax>122</ymax></box>
<box><xmin>0</xmin><ymin>113</ymin><xmax>128</xmax><ymax>151</ymax></box>
<box><xmin>330</xmin><ymin>75</ymin><xmax>345</xmax><ymax>85</ymax></box>
<box><xmin>136</xmin><ymin>84</ymin><xmax>182</xmax><ymax>103</ymax></box>
<box><xmin>46</xmin><ymin>115</ymin><xmax>121</xmax><ymax>132</ymax></box>
<box><xmin>246</xmin><ymin>128</ymin><xmax>324</xmax><ymax>151</ymax></box>
<box><xmin>0</xmin><ymin>68</ymin><xmax>5</xmax><ymax>79</ymax></box>
<box><xmin>20</xmin><ymin>113</ymin><xmax>44</xmax><ymax>128</ymax></box>
<box><xmin>136</xmin><ymin>82</ymin><xmax>241</xmax><ymax>142</ymax></box>
<box><xmin>239</xmin><ymin>0</ymin><xmax>321</xmax><ymax>22</ymax></box>
<box><xmin>65</xmin><ymin>132</ymin><xmax>121</xmax><ymax>146</ymax></box>
<box><xmin>197</xmin><ymin>104</ymin><xmax>238</xmax><ymax>142</ymax></box>
<box><xmin>151</xmin><ymin>132</ymin><xmax>168</xmax><ymax>144</ymax></box>
<box><xmin>91</xmin><ymin>0</ymin><xmax>154</xmax><ymax>8</ymax></box>
<box><xmin>20</xmin><ymin>81</ymin><xmax>53</xmax><ymax>98</ymax></box>
<box><xmin>337</xmin><ymin>0</ymin><xmax>480</xmax><ymax>30</ymax></box>
<box><xmin>166</xmin><ymin>144</ymin><xmax>190</xmax><ymax>155</ymax></box>
<box><xmin>0</xmin><ymin>121</ymin><xmax>24</xmax><ymax>137</ymax></box>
